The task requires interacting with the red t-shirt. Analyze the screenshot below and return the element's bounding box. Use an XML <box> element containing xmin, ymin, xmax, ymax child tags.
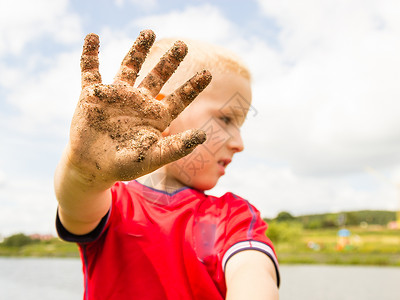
<box><xmin>57</xmin><ymin>180</ymin><xmax>279</xmax><ymax>299</ymax></box>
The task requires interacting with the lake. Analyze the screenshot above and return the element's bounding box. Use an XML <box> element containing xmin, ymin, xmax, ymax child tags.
<box><xmin>1</xmin><ymin>257</ymin><xmax>399</xmax><ymax>299</ymax></box>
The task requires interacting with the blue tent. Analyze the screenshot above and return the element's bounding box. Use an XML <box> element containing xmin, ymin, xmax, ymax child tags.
<box><xmin>338</xmin><ymin>229</ymin><xmax>350</xmax><ymax>237</ymax></box>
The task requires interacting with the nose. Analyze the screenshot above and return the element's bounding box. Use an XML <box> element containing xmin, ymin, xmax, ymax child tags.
<box><xmin>228</xmin><ymin>129</ymin><xmax>244</xmax><ymax>153</ymax></box>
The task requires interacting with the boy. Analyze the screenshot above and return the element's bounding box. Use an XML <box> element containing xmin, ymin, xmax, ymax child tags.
<box><xmin>54</xmin><ymin>30</ymin><xmax>280</xmax><ymax>299</ymax></box>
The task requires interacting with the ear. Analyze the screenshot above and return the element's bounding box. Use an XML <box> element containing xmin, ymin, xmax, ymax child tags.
<box><xmin>162</xmin><ymin>126</ymin><xmax>171</xmax><ymax>137</ymax></box>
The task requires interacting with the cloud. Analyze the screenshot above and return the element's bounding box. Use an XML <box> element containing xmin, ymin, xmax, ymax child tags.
<box><xmin>114</xmin><ymin>0</ymin><xmax>157</xmax><ymax>10</ymax></box>
<box><xmin>0</xmin><ymin>175</ymin><xmax>57</xmax><ymax>236</ymax></box>
<box><xmin>2</xmin><ymin>50</ymin><xmax>81</xmax><ymax>137</ymax></box>
<box><xmin>212</xmin><ymin>158</ymin><xmax>399</xmax><ymax>217</ymax></box>
<box><xmin>88</xmin><ymin>5</ymin><xmax>244</xmax><ymax>87</ymax></box>
<box><xmin>0</xmin><ymin>0</ymin><xmax>82</xmax><ymax>56</ymax></box>
<box><xmin>249</xmin><ymin>0</ymin><xmax>400</xmax><ymax>176</ymax></box>
<box><xmin>0</xmin><ymin>0</ymin><xmax>84</xmax><ymax>137</ymax></box>
<box><xmin>131</xmin><ymin>4</ymin><xmax>235</xmax><ymax>43</ymax></box>
<box><xmin>0</xmin><ymin>170</ymin><xmax>5</xmax><ymax>187</ymax></box>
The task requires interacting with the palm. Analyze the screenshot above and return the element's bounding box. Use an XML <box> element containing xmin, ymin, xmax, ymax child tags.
<box><xmin>68</xmin><ymin>30</ymin><xmax>211</xmax><ymax>182</ymax></box>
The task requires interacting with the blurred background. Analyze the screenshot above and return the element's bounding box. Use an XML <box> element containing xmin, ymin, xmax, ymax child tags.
<box><xmin>1</xmin><ymin>1</ymin><xmax>400</xmax><ymax>299</ymax></box>
<box><xmin>1</xmin><ymin>0</ymin><xmax>400</xmax><ymax>235</ymax></box>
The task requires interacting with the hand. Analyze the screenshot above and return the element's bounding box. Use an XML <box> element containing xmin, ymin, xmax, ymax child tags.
<box><xmin>67</xmin><ymin>30</ymin><xmax>212</xmax><ymax>185</ymax></box>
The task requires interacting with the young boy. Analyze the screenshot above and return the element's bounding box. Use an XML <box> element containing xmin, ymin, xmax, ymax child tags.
<box><xmin>54</xmin><ymin>30</ymin><xmax>280</xmax><ymax>299</ymax></box>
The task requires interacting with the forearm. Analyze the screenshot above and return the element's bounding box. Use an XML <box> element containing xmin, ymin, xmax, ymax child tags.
<box><xmin>54</xmin><ymin>147</ymin><xmax>113</xmax><ymax>235</ymax></box>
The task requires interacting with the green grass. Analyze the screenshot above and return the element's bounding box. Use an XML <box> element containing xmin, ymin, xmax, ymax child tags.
<box><xmin>0</xmin><ymin>238</ymin><xmax>80</xmax><ymax>258</ymax></box>
<box><xmin>1</xmin><ymin>226</ymin><xmax>399</xmax><ymax>266</ymax></box>
<box><xmin>272</xmin><ymin>225</ymin><xmax>400</xmax><ymax>266</ymax></box>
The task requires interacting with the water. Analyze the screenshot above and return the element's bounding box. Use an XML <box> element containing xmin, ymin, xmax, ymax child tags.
<box><xmin>1</xmin><ymin>257</ymin><xmax>400</xmax><ymax>299</ymax></box>
<box><xmin>279</xmin><ymin>265</ymin><xmax>400</xmax><ymax>300</ymax></box>
<box><xmin>0</xmin><ymin>257</ymin><xmax>83</xmax><ymax>299</ymax></box>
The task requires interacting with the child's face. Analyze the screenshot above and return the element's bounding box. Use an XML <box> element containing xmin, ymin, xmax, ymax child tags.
<box><xmin>165</xmin><ymin>72</ymin><xmax>252</xmax><ymax>191</ymax></box>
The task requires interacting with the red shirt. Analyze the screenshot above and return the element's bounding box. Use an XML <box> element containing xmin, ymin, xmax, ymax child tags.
<box><xmin>57</xmin><ymin>180</ymin><xmax>279</xmax><ymax>300</ymax></box>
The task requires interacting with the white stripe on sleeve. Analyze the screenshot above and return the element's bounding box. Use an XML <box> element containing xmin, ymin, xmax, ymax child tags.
<box><xmin>222</xmin><ymin>240</ymin><xmax>280</xmax><ymax>286</ymax></box>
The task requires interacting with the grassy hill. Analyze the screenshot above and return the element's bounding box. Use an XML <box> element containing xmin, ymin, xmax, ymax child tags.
<box><xmin>265</xmin><ymin>210</ymin><xmax>400</xmax><ymax>266</ymax></box>
<box><xmin>266</xmin><ymin>210</ymin><xmax>397</xmax><ymax>228</ymax></box>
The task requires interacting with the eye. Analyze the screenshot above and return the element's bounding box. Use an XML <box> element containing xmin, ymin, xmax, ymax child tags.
<box><xmin>219</xmin><ymin>115</ymin><xmax>231</xmax><ymax>125</ymax></box>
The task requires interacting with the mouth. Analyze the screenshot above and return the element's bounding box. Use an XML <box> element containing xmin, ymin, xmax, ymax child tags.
<box><xmin>217</xmin><ymin>159</ymin><xmax>231</xmax><ymax>168</ymax></box>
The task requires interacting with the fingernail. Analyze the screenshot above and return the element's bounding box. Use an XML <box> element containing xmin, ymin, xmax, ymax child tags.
<box><xmin>137</xmin><ymin>29</ymin><xmax>156</xmax><ymax>50</ymax></box>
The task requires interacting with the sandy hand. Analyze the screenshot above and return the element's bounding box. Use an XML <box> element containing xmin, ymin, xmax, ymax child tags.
<box><xmin>68</xmin><ymin>30</ymin><xmax>212</xmax><ymax>184</ymax></box>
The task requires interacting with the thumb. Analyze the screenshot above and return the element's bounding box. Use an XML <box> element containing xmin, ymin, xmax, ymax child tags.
<box><xmin>149</xmin><ymin>129</ymin><xmax>206</xmax><ymax>168</ymax></box>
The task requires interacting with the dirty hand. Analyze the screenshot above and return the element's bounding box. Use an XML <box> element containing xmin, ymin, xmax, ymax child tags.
<box><xmin>67</xmin><ymin>30</ymin><xmax>211</xmax><ymax>185</ymax></box>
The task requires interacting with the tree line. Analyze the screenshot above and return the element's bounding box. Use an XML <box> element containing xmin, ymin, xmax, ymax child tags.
<box><xmin>266</xmin><ymin>210</ymin><xmax>397</xmax><ymax>229</ymax></box>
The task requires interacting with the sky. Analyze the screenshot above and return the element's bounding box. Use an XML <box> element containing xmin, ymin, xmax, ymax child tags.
<box><xmin>1</xmin><ymin>0</ymin><xmax>400</xmax><ymax>236</ymax></box>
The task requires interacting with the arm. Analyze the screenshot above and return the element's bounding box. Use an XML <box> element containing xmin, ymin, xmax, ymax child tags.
<box><xmin>54</xmin><ymin>148</ymin><xmax>113</xmax><ymax>235</ymax></box>
<box><xmin>55</xmin><ymin>30</ymin><xmax>212</xmax><ymax>235</ymax></box>
<box><xmin>225</xmin><ymin>250</ymin><xmax>279</xmax><ymax>300</ymax></box>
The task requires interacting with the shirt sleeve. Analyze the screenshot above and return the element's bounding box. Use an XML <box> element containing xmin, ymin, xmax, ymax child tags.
<box><xmin>56</xmin><ymin>207</ymin><xmax>111</xmax><ymax>244</ymax></box>
<box><xmin>55</xmin><ymin>182</ymin><xmax>123</xmax><ymax>244</ymax></box>
<box><xmin>221</xmin><ymin>193</ymin><xmax>280</xmax><ymax>286</ymax></box>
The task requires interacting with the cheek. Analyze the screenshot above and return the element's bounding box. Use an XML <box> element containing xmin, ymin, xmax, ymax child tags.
<box><xmin>168</xmin><ymin>108</ymin><xmax>205</xmax><ymax>134</ymax></box>
<box><xmin>175</xmin><ymin>148</ymin><xmax>212</xmax><ymax>177</ymax></box>
<box><xmin>200</xmin><ymin>119</ymin><xmax>234</xmax><ymax>154</ymax></box>
<box><xmin>168</xmin><ymin>147</ymin><xmax>218</xmax><ymax>187</ymax></box>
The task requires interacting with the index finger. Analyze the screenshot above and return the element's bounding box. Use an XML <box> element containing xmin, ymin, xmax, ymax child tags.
<box><xmin>80</xmin><ymin>33</ymin><xmax>102</xmax><ymax>89</ymax></box>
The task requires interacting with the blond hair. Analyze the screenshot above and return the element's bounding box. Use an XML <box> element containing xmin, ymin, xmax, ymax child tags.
<box><xmin>137</xmin><ymin>38</ymin><xmax>251</xmax><ymax>95</ymax></box>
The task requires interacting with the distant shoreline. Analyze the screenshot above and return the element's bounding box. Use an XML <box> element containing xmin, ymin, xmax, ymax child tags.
<box><xmin>1</xmin><ymin>228</ymin><xmax>400</xmax><ymax>267</ymax></box>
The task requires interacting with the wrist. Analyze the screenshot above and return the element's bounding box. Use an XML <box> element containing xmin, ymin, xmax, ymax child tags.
<box><xmin>58</xmin><ymin>145</ymin><xmax>115</xmax><ymax>193</ymax></box>
<box><xmin>54</xmin><ymin>145</ymin><xmax>113</xmax><ymax>232</ymax></box>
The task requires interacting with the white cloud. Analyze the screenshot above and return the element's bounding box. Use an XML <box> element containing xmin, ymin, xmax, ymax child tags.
<box><xmin>0</xmin><ymin>0</ymin><xmax>84</xmax><ymax>137</ymax></box>
<box><xmin>250</xmin><ymin>0</ymin><xmax>400</xmax><ymax>176</ymax></box>
<box><xmin>0</xmin><ymin>0</ymin><xmax>82</xmax><ymax>56</ymax></box>
<box><xmin>96</xmin><ymin>28</ymin><xmax>138</xmax><ymax>84</ymax></box>
<box><xmin>132</xmin><ymin>4</ymin><xmax>235</xmax><ymax>43</ymax></box>
<box><xmin>3</xmin><ymin>50</ymin><xmax>81</xmax><ymax>136</ymax></box>
<box><xmin>114</xmin><ymin>0</ymin><xmax>157</xmax><ymax>10</ymax></box>
<box><xmin>0</xmin><ymin>169</ymin><xmax>5</xmax><ymax>187</ymax></box>
<box><xmin>114</xmin><ymin>0</ymin><xmax>124</xmax><ymax>7</ymax></box>
<box><xmin>212</xmin><ymin>159</ymin><xmax>399</xmax><ymax>218</ymax></box>
<box><xmin>0</xmin><ymin>176</ymin><xmax>58</xmax><ymax>236</ymax></box>
<box><xmin>129</xmin><ymin>0</ymin><xmax>157</xmax><ymax>10</ymax></box>
<box><xmin>392</xmin><ymin>167</ymin><xmax>400</xmax><ymax>185</ymax></box>
<box><xmin>91</xmin><ymin>5</ymin><xmax>241</xmax><ymax>84</ymax></box>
